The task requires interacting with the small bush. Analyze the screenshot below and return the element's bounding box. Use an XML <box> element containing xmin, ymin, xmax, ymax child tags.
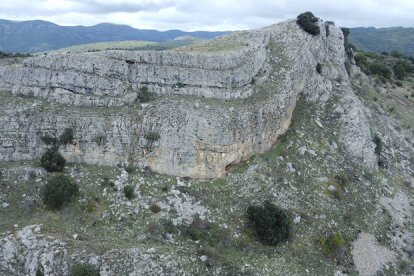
<box><xmin>69</xmin><ymin>263</ymin><xmax>99</xmax><ymax>276</ymax></box>
<box><xmin>394</xmin><ymin>64</ymin><xmax>406</xmax><ymax>80</ymax></box>
<box><xmin>149</xmin><ymin>203</ymin><xmax>161</xmax><ymax>213</ymax></box>
<box><xmin>373</xmin><ymin>134</ymin><xmax>383</xmax><ymax>156</ymax></box>
<box><xmin>41</xmin><ymin>134</ymin><xmax>57</xmax><ymax>145</ymax></box>
<box><xmin>354</xmin><ymin>53</ymin><xmax>368</xmax><ymax>70</ymax></box>
<box><xmin>101</xmin><ymin>177</ymin><xmax>114</xmax><ymax>188</ymax></box>
<box><xmin>93</xmin><ymin>135</ymin><xmax>106</xmax><ymax>146</ymax></box>
<box><xmin>369</xmin><ymin>62</ymin><xmax>392</xmax><ymax>79</ymax></box>
<box><xmin>35</xmin><ymin>268</ymin><xmax>44</xmax><ymax>276</ymax></box>
<box><xmin>124</xmin><ymin>165</ymin><xmax>136</xmax><ymax>174</ymax></box>
<box><xmin>335</xmin><ymin>173</ymin><xmax>351</xmax><ymax>187</ymax></box>
<box><xmin>145</xmin><ymin>132</ymin><xmax>160</xmax><ymax>142</ymax></box>
<box><xmin>316</xmin><ymin>63</ymin><xmax>322</xmax><ymax>74</ymax></box>
<box><xmin>296</xmin><ymin>12</ymin><xmax>320</xmax><ymax>36</ymax></box>
<box><xmin>147</xmin><ymin>218</ymin><xmax>177</xmax><ymax>239</ymax></box>
<box><xmin>181</xmin><ymin>215</ymin><xmax>231</xmax><ymax>247</ymax></box>
<box><xmin>145</xmin><ymin>132</ymin><xmax>160</xmax><ymax>151</ymax></box>
<box><xmin>138</xmin><ymin>86</ymin><xmax>153</xmax><ymax>103</ymax></box>
<box><xmin>341</xmin><ymin>28</ymin><xmax>354</xmax><ymax>59</ymax></box>
<box><xmin>123</xmin><ymin>185</ymin><xmax>135</xmax><ymax>200</ymax></box>
<box><xmin>391</xmin><ymin>50</ymin><xmax>403</xmax><ymax>58</ymax></box>
<box><xmin>40</xmin><ymin>148</ymin><xmax>66</xmax><ymax>172</ymax></box>
<box><xmin>59</xmin><ymin>128</ymin><xmax>74</xmax><ymax>145</ymax></box>
<box><xmin>247</xmin><ymin>200</ymin><xmax>291</xmax><ymax>246</ymax></box>
<box><xmin>319</xmin><ymin>233</ymin><xmax>346</xmax><ymax>262</ymax></box>
<box><xmin>42</xmin><ymin>174</ymin><xmax>79</xmax><ymax>210</ymax></box>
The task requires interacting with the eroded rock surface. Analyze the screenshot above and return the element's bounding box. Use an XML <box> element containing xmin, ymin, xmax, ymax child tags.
<box><xmin>0</xmin><ymin>20</ymin><xmax>374</xmax><ymax>179</ymax></box>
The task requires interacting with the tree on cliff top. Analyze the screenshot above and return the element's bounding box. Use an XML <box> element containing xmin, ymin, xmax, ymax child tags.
<box><xmin>297</xmin><ymin>12</ymin><xmax>320</xmax><ymax>36</ymax></box>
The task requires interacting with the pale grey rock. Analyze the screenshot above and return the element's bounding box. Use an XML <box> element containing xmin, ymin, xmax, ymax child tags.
<box><xmin>352</xmin><ymin>233</ymin><xmax>396</xmax><ymax>276</ymax></box>
<box><xmin>327</xmin><ymin>185</ymin><xmax>336</xmax><ymax>192</ymax></box>
<box><xmin>298</xmin><ymin>146</ymin><xmax>306</xmax><ymax>155</ymax></box>
<box><xmin>0</xmin><ymin>20</ymin><xmax>375</xmax><ymax>179</ymax></box>
<box><xmin>307</xmin><ymin>149</ymin><xmax>317</xmax><ymax>157</ymax></box>
<box><xmin>0</xmin><ymin>225</ymin><xmax>182</xmax><ymax>275</ymax></box>
<box><xmin>2</xmin><ymin>203</ymin><xmax>9</xmax><ymax>208</ymax></box>
<box><xmin>286</xmin><ymin>163</ymin><xmax>295</xmax><ymax>173</ymax></box>
<box><xmin>114</xmin><ymin>169</ymin><xmax>129</xmax><ymax>192</ymax></box>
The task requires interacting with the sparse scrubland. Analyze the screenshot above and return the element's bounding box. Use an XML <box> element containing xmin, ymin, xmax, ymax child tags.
<box><xmin>0</xmin><ymin>12</ymin><xmax>414</xmax><ymax>276</ymax></box>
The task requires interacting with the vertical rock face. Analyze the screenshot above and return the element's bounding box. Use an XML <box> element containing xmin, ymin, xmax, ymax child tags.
<box><xmin>0</xmin><ymin>20</ymin><xmax>365</xmax><ymax>178</ymax></box>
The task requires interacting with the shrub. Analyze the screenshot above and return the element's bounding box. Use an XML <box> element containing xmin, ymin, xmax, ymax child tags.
<box><xmin>149</xmin><ymin>203</ymin><xmax>161</xmax><ymax>213</ymax></box>
<box><xmin>41</xmin><ymin>134</ymin><xmax>57</xmax><ymax>145</ymax></box>
<box><xmin>138</xmin><ymin>86</ymin><xmax>153</xmax><ymax>103</ymax></box>
<box><xmin>316</xmin><ymin>63</ymin><xmax>322</xmax><ymax>74</ymax></box>
<box><xmin>93</xmin><ymin>135</ymin><xmax>106</xmax><ymax>146</ymax></box>
<box><xmin>354</xmin><ymin>53</ymin><xmax>369</xmax><ymax>72</ymax></box>
<box><xmin>69</xmin><ymin>263</ymin><xmax>99</xmax><ymax>276</ymax></box>
<box><xmin>181</xmin><ymin>215</ymin><xmax>231</xmax><ymax>247</ymax></box>
<box><xmin>341</xmin><ymin>28</ymin><xmax>354</xmax><ymax>58</ymax></box>
<box><xmin>369</xmin><ymin>62</ymin><xmax>392</xmax><ymax>79</ymax></box>
<box><xmin>101</xmin><ymin>177</ymin><xmax>114</xmax><ymax>188</ymax></box>
<box><xmin>335</xmin><ymin>173</ymin><xmax>351</xmax><ymax>187</ymax></box>
<box><xmin>145</xmin><ymin>132</ymin><xmax>160</xmax><ymax>142</ymax></box>
<box><xmin>42</xmin><ymin>174</ymin><xmax>79</xmax><ymax>210</ymax></box>
<box><xmin>296</xmin><ymin>12</ymin><xmax>320</xmax><ymax>36</ymax></box>
<box><xmin>391</xmin><ymin>50</ymin><xmax>403</xmax><ymax>58</ymax></box>
<box><xmin>145</xmin><ymin>132</ymin><xmax>160</xmax><ymax>151</ymax></box>
<box><xmin>59</xmin><ymin>128</ymin><xmax>74</xmax><ymax>145</ymax></box>
<box><xmin>394</xmin><ymin>60</ymin><xmax>409</xmax><ymax>80</ymax></box>
<box><xmin>40</xmin><ymin>148</ymin><xmax>66</xmax><ymax>172</ymax></box>
<box><xmin>123</xmin><ymin>185</ymin><xmax>135</xmax><ymax>200</ymax></box>
<box><xmin>247</xmin><ymin>200</ymin><xmax>291</xmax><ymax>246</ymax></box>
<box><xmin>124</xmin><ymin>165</ymin><xmax>135</xmax><ymax>174</ymax></box>
<box><xmin>319</xmin><ymin>232</ymin><xmax>346</xmax><ymax>262</ymax></box>
<box><xmin>373</xmin><ymin>134</ymin><xmax>383</xmax><ymax>156</ymax></box>
<box><xmin>35</xmin><ymin>268</ymin><xmax>44</xmax><ymax>276</ymax></box>
<box><xmin>147</xmin><ymin>218</ymin><xmax>177</xmax><ymax>239</ymax></box>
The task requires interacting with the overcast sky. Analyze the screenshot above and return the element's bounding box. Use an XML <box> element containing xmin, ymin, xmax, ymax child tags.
<box><xmin>1</xmin><ymin>0</ymin><xmax>413</xmax><ymax>31</ymax></box>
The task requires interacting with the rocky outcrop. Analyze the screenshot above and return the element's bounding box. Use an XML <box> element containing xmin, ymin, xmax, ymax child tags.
<box><xmin>0</xmin><ymin>225</ymin><xmax>181</xmax><ymax>275</ymax></box>
<box><xmin>0</xmin><ymin>20</ymin><xmax>373</xmax><ymax>178</ymax></box>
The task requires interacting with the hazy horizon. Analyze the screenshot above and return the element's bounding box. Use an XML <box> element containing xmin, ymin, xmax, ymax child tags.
<box><xmin>1</xmin><ymin>0</ymin><xmax>413</xmax><ymax>32</ymax></box>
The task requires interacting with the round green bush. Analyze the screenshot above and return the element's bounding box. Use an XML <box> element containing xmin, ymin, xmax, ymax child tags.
<box><xmin>40</xmin><ymin>148</ymin><xmax>66</xmax><ymax>172</ymax></box>
<box><xmin>59</xmin><ymin>128</ymin><xmax>74</xmax><ymax>145</ymax></box>
<box><xmin>70</xmin><ymin>263</ymin><xmax>99</xmax><ymax>276</ymax></box>
<box><xmin>42</xmin><ymin>174</ymin><xmax>79</xmax><ymax>210</ymax></box>
<box><xmin>247</xmin><ymin>200</ymin><xmax>291</xmax><ymax>246</ymax></box>
<box><xmin>296</xmin><ymin>12</ymin><xmax>320</xmax><ymax>36</ymax></box>
<box><xmin>123</xmin><ymin>185</ymin><xmax>135</xmax><ymax>200</ymax></box>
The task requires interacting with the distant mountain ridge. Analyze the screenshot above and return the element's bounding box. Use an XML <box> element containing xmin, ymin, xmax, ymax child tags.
<box><xmin>349</xmin><ymin>26</ymin><xmax>414</xmax><ymax>57</ymax></box>
<box><xmin>0</xmin><ymin>19</ymin><xmax>229</xmax><ymax>53</ymax></box>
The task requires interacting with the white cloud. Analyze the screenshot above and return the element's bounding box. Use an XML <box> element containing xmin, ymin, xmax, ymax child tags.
<box><xmin>0</xmin><ymin>0</ymin><xmax>413</xmax><ymax>30</ymax></box>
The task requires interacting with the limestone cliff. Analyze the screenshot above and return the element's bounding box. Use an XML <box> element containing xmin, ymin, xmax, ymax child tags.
<box><xmin>0</xmin><ymin>20</ymin><xmax>374</xmax><ymax>178</ymax></box>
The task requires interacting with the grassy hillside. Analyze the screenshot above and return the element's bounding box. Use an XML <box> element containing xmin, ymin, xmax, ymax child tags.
<box><xmin>0</xmin><ymin>19</ymin><xmax>228</xmax><ymax>53</ymax></box>
<box><xmin>43</xmin><ymin>37</ymin><xmax>205</xmax><ymax>54</ymax></box>
<box><xmin>349</xmin><ymin>27</ymin><xmax>414</xmax><ymax>57</ymax></box>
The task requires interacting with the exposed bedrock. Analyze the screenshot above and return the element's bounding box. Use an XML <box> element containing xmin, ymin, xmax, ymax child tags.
<box><xmin>0</xmin><ymin>20</ymin><xmax>364</xmax><ymax>178</ymax></box>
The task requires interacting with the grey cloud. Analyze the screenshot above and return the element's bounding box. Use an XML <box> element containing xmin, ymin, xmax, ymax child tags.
<box><xmin>0</xmin><ymin>0</ymin><xmax>413</xmax><ymax>30</ymax></box>
<box><xmin>73</xmin><ymin>0</ymin><xmax>175</xmax><ymax>14</ymax></box>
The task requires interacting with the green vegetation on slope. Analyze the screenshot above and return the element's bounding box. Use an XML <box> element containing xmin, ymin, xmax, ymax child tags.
<box><xmin>349</xmin><ymin>27</ymin><xmax>414</xmax><ymax>57</ymax></box>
